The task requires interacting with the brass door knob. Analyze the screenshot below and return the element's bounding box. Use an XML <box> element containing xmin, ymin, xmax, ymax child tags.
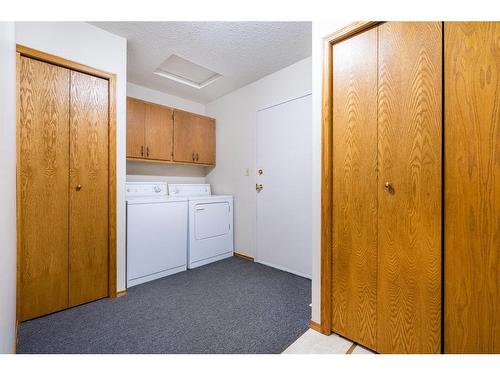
<box><xmin>256</xmin><ymin>183</ymin><xmax>263</xmax><ymax>192</ymax></box>
<box><xmin>76</xmin><ymin>184</ymin><xmax>82</xmax><ymax>191</ymax></box>
<box><xmin>384</xmin><ymin>181</ymin><xmax>394</xmax><ymax>193</ymax></box>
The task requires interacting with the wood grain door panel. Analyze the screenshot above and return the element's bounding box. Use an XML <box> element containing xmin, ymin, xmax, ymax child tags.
<box><xmin>19</xmin><ymin>57</ymin><xmax>70</xmax><ymax>321</ymax></box>
<box><xmin>69</xmin><ymin>71</ymin><xmax>109</xmax><ymax>307</ymax></box>
<box><xmin>377</xmin><ymin>22</ymin><xmax>442</xmax><ymax>354</ymax></box>
<box><xmin>126</xmin><ymin>97</ymin><xmax>145</xmax><ymax>158</ymax></box>
<box><xmin>145</xmin><ymin>103</ymin><xmax>173</xmax><ymax>161</ymax></box>
<box><xmin>195</xmin><ymin>116</ymin><xmax>216</xmax><ymax>164</ymax></box>
<box><xmin>331</xmin><ymin>27</ymin><xmax>378</xmax><ymax>350</ymax></box>
<box><xmin>444</xmin><ymin>22</ymin><xmax>500</xmax><ymax>353</ymax></box>
<box><xmin>173</xmin><ymin>110</ymin><xmax>198</xmax><ymax>163</ymax></box>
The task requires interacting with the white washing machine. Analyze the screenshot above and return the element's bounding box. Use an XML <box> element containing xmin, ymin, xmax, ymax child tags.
<box><xmin>168</xmin><ymin>184</ymin><xmax>234</xmax><ymax>269</ymax></box>
<box><xmin>126</xmin><ymin>182</ymin><xmax>188</xmax><ymax>287</ymax></box>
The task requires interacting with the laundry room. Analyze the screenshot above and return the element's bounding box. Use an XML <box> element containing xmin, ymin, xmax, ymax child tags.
<box><xmin>4</xmin><ymin>20</ymin><xmax>315</xmax><ymax>355</ymax></box>
<box><xmin>1</xmin><ymin>2</ymin><xmax>500</xmax><ymax>372</ymax></box>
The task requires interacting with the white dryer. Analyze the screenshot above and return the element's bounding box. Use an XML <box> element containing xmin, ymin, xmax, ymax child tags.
<box><xmin>168</xmin><ymin>184</ymin><xmax>234</xmax><ymax>269</ymax></box>
<box><xmin>126</xmin><ymin>182</ymin><xmax>188</xmax><ymax>287</ymax></box>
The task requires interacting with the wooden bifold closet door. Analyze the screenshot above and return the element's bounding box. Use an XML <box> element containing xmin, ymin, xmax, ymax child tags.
<box><xmin>377</xmin><ymin>22</ymin><xmax>442</xmax><ymax>354</ymax></box>
<box><xmin>19</xmin><ymin>56</ymin><xmax>110</xmax><ymax>321</ymax></box>
<box><xmin>331</xmin><ymin>27</ymin><xmax>378</xmax><ymax>350</ymax></box>
<box><xmin>444</xmin><ymin>22</ymin><xmax>500</xmax><ymax>354</ymax></box>
<box><xmin>331</xmin><ymin>22</ymin><xmax>442</xmax><ymax>353</ymax></box>
<box><xmin>69</xmin><ymin>71</ymin><xmax>109</xmax><ymax>307</ymax></box>
<box><xmin>19</xmin><ymin>57</ymin><xmax>70</xmax><ymax>321</ymax></box>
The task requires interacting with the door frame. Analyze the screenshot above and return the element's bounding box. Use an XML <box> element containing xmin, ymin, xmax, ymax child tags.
<box><xmin>16</xmin><ymin>44</ymin><xmax>118</xmax><ymax>321</ymax></box>
<box><xmin>319</xmin><ymin>22</ymin><xmax>382</xmax><ymax>335</ymax></box>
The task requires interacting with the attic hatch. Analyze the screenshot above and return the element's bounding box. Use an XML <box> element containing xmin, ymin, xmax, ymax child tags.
<box><xmin>153</xmin><ymin>54</ymin><xmax>223</xmax><ymax>89</ymax></box>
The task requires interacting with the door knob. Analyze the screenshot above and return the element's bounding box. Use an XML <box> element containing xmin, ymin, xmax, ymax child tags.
<box><xmin>256</xmin><ymin>183</ymin><xmax>263</xmax><ymax>192</ymax></box>
<box><xmin>76</xmin><ymin>184</ymin><xmax>82</xmax><ymax>191</ymax></box>
<box><xmin>384</xmin><ymin>181</ymin><xmax>394</xmax><ymax>193</ymax></box>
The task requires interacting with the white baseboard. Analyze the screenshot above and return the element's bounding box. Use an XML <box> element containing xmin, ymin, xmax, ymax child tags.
<box><xmin>255</xmin><ymin>259</ymin><xmax>312</xmax><ymax>279</ymax></box>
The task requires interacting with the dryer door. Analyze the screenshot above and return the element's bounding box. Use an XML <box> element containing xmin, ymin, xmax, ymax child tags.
<box><xmin>194</xmin><ymin>202</ymin><xmax>230</xmax><ymax>240</ymax></box>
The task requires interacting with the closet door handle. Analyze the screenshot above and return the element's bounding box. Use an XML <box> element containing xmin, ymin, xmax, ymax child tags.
<box><xmin>384</xmin><ymin>181</ymin><xmax>394</xmax><ymax>194</ymax></box>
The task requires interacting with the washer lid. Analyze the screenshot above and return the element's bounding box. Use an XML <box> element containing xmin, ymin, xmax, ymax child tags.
<box><xmin>168</xmin><ymin>184</ymin><xmax>211</xmax><ymax>197</ymax></box>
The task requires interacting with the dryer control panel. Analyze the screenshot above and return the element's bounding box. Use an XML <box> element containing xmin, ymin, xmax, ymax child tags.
<box><xmin>168</xmin><ymin>184</ymin><xmax>211</xmax><ymax>197</ymax></box>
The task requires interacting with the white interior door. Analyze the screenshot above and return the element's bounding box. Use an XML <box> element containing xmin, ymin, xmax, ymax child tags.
<box><xmin>256</xmin><ymin>94</ymin><xmax>312</xmax><ymax>278</ymax></box>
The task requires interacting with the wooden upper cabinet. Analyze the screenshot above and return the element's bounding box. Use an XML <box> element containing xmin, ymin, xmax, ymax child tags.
<box><xmin>145</xmin><ymin>103</ymin><xmax>173</xmax><ymax>161</ymax></box>
<box><xmin>193</xmin><ymin>115</ymin><xmax>216</xmax><ymax>164</ymax></box>
<box><xmin>173</xmin><ymin>109</ymin><xmax>216</xmax><ymax>165</ymax></box>
<box><xmin>126</xmin><ymin>97</ymin><xmax>146</xmax><ymax>158</ymax></box>
<box><xmin>126</xmin><ymin>97</ymin><xmax>215</xmax><ymax>165</ymax></box>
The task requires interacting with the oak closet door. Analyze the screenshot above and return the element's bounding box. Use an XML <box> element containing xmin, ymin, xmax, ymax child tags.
<box><xmin>331</xmin><ymin>27</ymin><xmax>378</xmax><ymax>349</ymax></box>
<box><xmin>377</xmin><ymin>22</ymin><xmax>442</xmax><ymax>353</ymax></box>
<box><xmin>444</xmin><ymin>22</ymin><xmax>500</xmax><ymax>354</ymax></box>
<box><xmin>69</xmin><ymin>71</ymin><xmax>109</xmax><ymax>307</ymax></box>
<box><xmin>145</xmin><ymin>103</ymin><xmax>173</xmax><ymax>161</ymax></box>
<box><xmin>19</xmin><ymin>57</ymin><xmax>70</xmax><ymax>321</ymax></box>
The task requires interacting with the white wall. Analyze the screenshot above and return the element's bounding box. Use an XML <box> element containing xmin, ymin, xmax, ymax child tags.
<box><xmin>15</xmin><ymin>22</ymin><xmax>128</xmax><ymax>292</ymax></box>
<box><xmin>310</xmin><ymin>21</ymin><xmax>352</xmax><ymax>323</ymax></box>
<box><xmin>126</xmin><ymin>82</ymin><xmax>208</xmax><ymax>181</ymax></box>
<box><xmin>205</xmin><ymin>57</ymin><xmax>312</xmax><ymax>259</ymax></box>
<box><xmin>128</xmin><ymin>82</ymin><xmax>205</xmax><ymax>114</ymax></box>
<box><xmin>0</xmin><ymin>22</ymin><xmax>17</xmax><ymax>354</ymax></box>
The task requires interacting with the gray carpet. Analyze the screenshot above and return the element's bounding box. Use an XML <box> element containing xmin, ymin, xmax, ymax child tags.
<box><xmin>18</xmin><ymin>257</ymin><xmax>311</xmax><ymax>353</ymax></box>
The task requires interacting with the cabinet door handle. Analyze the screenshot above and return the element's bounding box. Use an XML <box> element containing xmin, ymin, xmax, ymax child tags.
<box><xmin>146</xmin><ymin>146</ymin><xmax>150</xmax><ymax>157</ymax></box>
<box><xmin>192</xmin><ymin>152</ymin><xmax>195</xmax><ymax>161</ymax></box>
<box><xmin>141</xmin><ymin>145</ymin><xmax>144</xmax><ymax>157</ymax></box>
<box><xmin>196</xmin><ymin>153</ymin><xmax>199</xmax><ymax>161</ymax></box>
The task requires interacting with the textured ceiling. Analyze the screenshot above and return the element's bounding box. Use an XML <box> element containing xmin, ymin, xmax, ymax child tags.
<box><xmin>89</xmin><ymin>22</ymin><xmax>312</xmax><ymax>103</ymax></box>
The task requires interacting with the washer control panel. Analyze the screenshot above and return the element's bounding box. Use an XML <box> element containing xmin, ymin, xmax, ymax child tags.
<box><xmin>126</xmin><ymin>182</ymin><xmax>167</xmax><ymax>198</ymax></box>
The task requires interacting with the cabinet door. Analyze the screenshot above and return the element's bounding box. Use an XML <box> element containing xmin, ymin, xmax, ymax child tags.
<box><xmin>173</xmin><ymin>110</ymin><xmax>215</xmax><ymax>164</ymax></box>
<box><xmin>145</xmin><ymin>103</ymin><xmax>173</xmax><ymax>161</ymax></box>
<box><xmin>69</xmin><ymin>71</ymin><xmax>109</xmax><ymax>307</ymax></box>
<box><xmin>194</xmin><ymin>116</ymin><xmax>215</xmax><ymax>164</ymax></box>
<box><xmin>377</xmin><ymin>22</ymin><xmax>442</xmax><ymax>354</ymax></box>
<box><xmin>331</xmin><ymin>27</ymin><xmax>378</xmax><ymax>350</ymax></box>
<box><xmin>444</xmin><ymin>22</ymin><xmax>500</xmax><ymax>354</ymax></box>
<box><xmin>173</xmin><ymin>110</ymin><xmax>197</xmax><ymax>163</ymax></box>
<box><xmin>126</xmin><ymin>97</ymin><xmax>145</xmax><ymax>158</ymax></box>
<box><xmin>19</xmin><ymin>57</ymin><xmax>70</xmax><ymax>321</ymax></box>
